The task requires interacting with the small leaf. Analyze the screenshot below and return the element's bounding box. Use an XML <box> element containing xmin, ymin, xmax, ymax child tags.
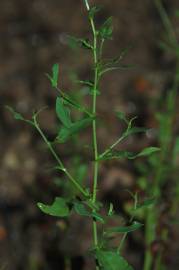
<box><xmin>73</xmin><ymin>202</ymin><xmax>104</xmax><ymax>223</ymax></box>
<box><xmin>6</xmin><ymin>106</ymin><xmax>24</xmax><ymax>121</ymax></box>
<box><xmin>136</xmin><ymin>147</ymin><xmax>160</xmax><ymax>158</ymax></box>
<box><xmin>56</xmin><ymin>97</ymin><xmax>72</xmax><ymax>128</ymax></box>
<box><xmin>98</xmin><ymin>150</ymin><xmax>133</xmax><ymax>161</ymax></box>
<box><xmin>135</xmin><ymin>198</ymin><xmax>156</xmax><ymax>211</ymax></box>
<box><xmin>67</xmin><ymin>36</ymin><xmax>93</xmax><ymax>50</ymax></box>
<box><xmin>52</xmin><ymin>64</ymin><xmax>59</xmax><ymax>88</ymax></box>
<box><xmin>98</xmin><ymin>147</ymin><xmax>160</xmax><ymax>161</ymax></box>
<box><xmin>6</xmin><ymin>106</ymin><xmax>33</xmax><ymax>126</ymax></box>
<box><xmin>57</xmin><ymin>117</ymin><xmax>93</xmax><ymax>143</ymax></box>
<box><xmin>37</xmin><ymin>197</ymin><xmax>70</xmax><ymax>217</ymax></box>
<box><xmin>108</xmin><ymin>203</ymin><xmax>114</xmax><ymax>216</ymax></box>
<box><xmin>95</xmin><ymin>250</ymin><xmax>134</xmax><ymax>270</ymax></box>
<box><xmin>123</xmin><ymin>127</ymin><xmax>147</xmax><ymax>138</ymax></box>
<box><xmin>99</xmin><ymin>17</ymin><xmax>113</xmax><ymax>40</ymax></box>
<box><xmin>46</xmin><ymin>64</ymin><xmax>59</xmax><ymax>88</ymax></box>
<box><xmin>106</xmin><ymin>221</ymin><xmax>143</xmax><ymax>234</ymax></box>
<box><xmin>74</xmin><ymin>201</ymin><xmax>90</xmax><ymax>216</ymax></box>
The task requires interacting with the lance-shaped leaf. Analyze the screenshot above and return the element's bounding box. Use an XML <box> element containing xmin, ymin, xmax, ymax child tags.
<box><xmin>99</xmin><ymin>17</ymin><xmax>113</xmax><ymax>40</ymax></box>
<box><xmin>6</xmin><ymin>106</ymin><xmax>33</xmax><ymax>125</ymax></box>
<box><xmin>95</xmin><ymin>250</ymin><xmax>134</xmax><ymax>270</ymax></box>
<box><xmin>37</xmin><ymin>197</ymin><xmax>70</xmax><ymax>217</ymax></box>
<box><xmin>6</xmin><ymin>106</ymin><xmax>25</xmax><ymax>121</ymax></box>
<box><xmin>135</xmin><ymin>198</ymin><xmax>156</xmax><ymax>211</ymax></box>
<box><xmin>123</xmin><ymin>127</ymin><xmax>147</xmax><ymax>138</ymax></box>
<box><xmin>56</xmin><ymin>97</ymin><xmax>72</xmax><ymax>128</ymax></box>
<box><xmin>98</xmin><ymin>147</ymin><xmax>160</xmax><ymax>161</ymax></box>
<box><xmin>46</xmin><ymin>64</ymin><xmax>59</xmax><ymax>88</ymax></box>
<box><xmin>57</xmin><ymin>117</ymin><xmax>93</xmax><ymax>143</ymax></box>
<box><xmin>73</xmin><ymin>201</ymin><xmax>104</xmax><ymax>223</ymax></box>
<box><xmin>135</xmin><ymin>147</ymin><xmax>160</xmax><ymax>158</ymax></box>
<box><xmin>105</xmin><ymin>221</ymin><xmax>143</xmax><ymax>235</ymax></box>
<box><xmin>67</xmin><ymin>36</ymin><xmax>93</xmax><ymax>50</ymax></box>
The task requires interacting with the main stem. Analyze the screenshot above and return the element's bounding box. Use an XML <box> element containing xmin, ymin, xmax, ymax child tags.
<box><xmin>90</xmin><ymin>15</ymin><xmax>99</xmax><ymax>264</ymax></box>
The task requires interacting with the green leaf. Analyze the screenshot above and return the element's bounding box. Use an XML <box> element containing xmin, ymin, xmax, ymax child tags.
<box><xmin>73</xmin><ymin>202</ymin><xmax>104</xmax><ymax>223</ymax></box>
<box><xmin>135</xmin><ymin>198</ymin><xmax>156</xmax><ymax>211</ymax></box>
<box><xmin>106</xmin><ymin>221</ymin><xmax>143</xmax><ymax>234</ymax></box>
<box><xmin>6</xmin><ymin>106</ymin><xmax>24</xmax><ymax>121</ymax></box>
<box><xmin>6</xmin><ymin>106</ymin><xmax>34</xmax><ymax>126</ymax></box>
<box><xmin>123</xmin><ymin>127</ymin><xmax>147</xmax><ymax>138</ymax></box>
<box><xmin>99</xmin><ymin>17</ymin><xmax>113</xmax><ymax>40</ymax></box>
<box><xmin>98</xmin><ymin>150</ymin><xmax>134</xmax><ymax>161</ymax></box>
<box><xmin>52</xmin><ymin>64</ymin><xmax>59</xmax><ymax>88</ymax></box>
<box><xmin>37</xmin><ymin>197</ymin><xmax>70</xmax><ymax>217</ymax></box>
<box><xmin>57</xmin><ymin>117</ymin><xmax>93</xmax><ymax>143</ymax></box>
<box><xmin>47</xmin><ymin>64</ymin><xmax>59</xmax><ymax>88</ymax></box>
<box><xmin>56</xmin><ymin>97</ymin><xmax>72</xmax><ymax>128</ymax></box>
<box><xmin>67</xmin><ymin>36</ymin><xmax>93</xmax><ymax>50</ymax></box>
<box><xmin>98</xmin><ymin>147</ymin><xmax>160</xmax><ymax>161</ymax></box>
<box><xmin>95</xmin><ymin>250</ymin><xmax>133</xmax><ymax>270</ymax></box>
<box><xmin>74</xmin><ymin>201</ymin><xmax>90</xmax><ymax>216</ymax></box>
<box><xmin>108</xmin><ymin>203</ymin><xmax>114</xmax><ymax>216</ymax></box>
<box><xmin>135</xmin><ymin>147</ymin><xmax>160</xmax><ymax>158</ymax></box>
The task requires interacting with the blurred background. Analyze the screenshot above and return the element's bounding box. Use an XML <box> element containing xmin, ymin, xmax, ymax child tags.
<box><xmin>1</xmin><ymin>0</ymin><xmax>179</xmax><ymax>269</ymax></box>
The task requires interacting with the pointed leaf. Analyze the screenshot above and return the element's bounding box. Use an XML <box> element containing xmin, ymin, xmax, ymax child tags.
<box><xmin>6</xmin><ymin>106</ymin><xmax>24</xmax><ymax>121</ymax></box>
<box><xmin>106</xmin><ymin>221</ymin><xmax>143</xmax><ymax>234</ymax></box>
<box><xmin>135</xmin><ymin>198</ymin><xmax>156</xmax><ymax>211</ymax></box>
<box><xmin>99</xmin><ymin>147</ymin><xmax>159</xmax><ymax>161</ymax></box>
<box><xmin>37</xmin><ymin>197</ymin><xmax>70</xmax><ymax>217</ymax></box>
<box><xmin>73</xmin><ymin>202</ymin><xmax>104</xmax><ymax>223</ymax></box>
<box><xmin>123</xmin><ymin>127</ymin><xmax>147</xmax><ymax>138</ymax></box>
<box><xmin>135</xmin><ymin>147</ymin><xmax>160</xmax><ymax>158</ymax></box>
<box><xmin>99</xmin><ymin>17</ymin><xmax>113</xmax><ymax>40</ymax></box>
<box><xmin>56</xmin><ymin>97</ymin><xmax>72</xmax><ymax>128</ymax></box>
<box><xmin>57</xmin><ymin>117</ymin><xmax>93</xmax><ymax>143</ymax></box>
<box><xmin>46</xmin><ymin>64</ymin><xmax>59</xmax><ymax>87</ymax></box>
<box><xmin>96</xmin><ymin>250</ymin><xmax>133</xmax><ymax>270</ymax></box>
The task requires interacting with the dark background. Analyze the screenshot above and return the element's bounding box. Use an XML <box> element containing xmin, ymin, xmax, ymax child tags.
<box><xmin>0</xmin><ymin>0</ymin><xmax>179</xmax><ymax>269</ymax></box>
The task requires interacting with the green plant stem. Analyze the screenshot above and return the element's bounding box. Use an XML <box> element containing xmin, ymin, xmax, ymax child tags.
<box><xmin>89</xmin><ymin>9</ymin><xmax>100</xmax><ymax>270</ymax></box>
<box><xmin>117</xmin><ymin>193</ymin><xmax>138</xmax><ymax>253</ymax></box>
<box><xmin>33</xmin><ymin>115</ymin><xmax>89</xmax><ymax>198</ymax></box>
